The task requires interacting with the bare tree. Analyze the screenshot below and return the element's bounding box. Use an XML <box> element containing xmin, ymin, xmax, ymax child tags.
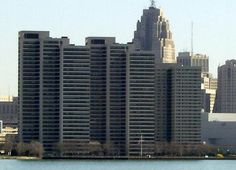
<box><xmin>3</xmin><ymin>142</ymin><xmax>13</xmax><ymax>155</ymax></box>
<box><xmin>16</xmin><ymin>142</ymin><xmax>28</xmax><ymax>156</ymax></box>
<box><xmin>89</xmin><ymin>141</ymin><xmax>103</xmax><ymax>156</ymax></box>
<box><xmin>29</xmin><ymin>141</ymin><xmax>44</xmax><ymax>158</ymax></box>
<box><xmin>155</xmin><ymin>141</ymin><xmax>167</xmax><ymax>156</ymax></box>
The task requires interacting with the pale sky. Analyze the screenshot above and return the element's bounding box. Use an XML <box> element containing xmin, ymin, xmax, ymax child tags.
<box><xmin>0</xmin><ymin>0</ymin><xmax>236</xmax><ymax>96</ymax></box>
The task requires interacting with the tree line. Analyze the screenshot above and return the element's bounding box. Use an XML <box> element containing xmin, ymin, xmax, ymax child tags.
<box><xmin>0</xmin><ymin>136</ymin><xmax>232</xmax><ymax>158</ymax></box>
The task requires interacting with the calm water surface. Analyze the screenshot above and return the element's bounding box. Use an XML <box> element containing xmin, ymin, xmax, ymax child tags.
<box><xmin>1</xmin><ymin>159</ymin><xmax>236</xmax><ymax>170</ymax></box>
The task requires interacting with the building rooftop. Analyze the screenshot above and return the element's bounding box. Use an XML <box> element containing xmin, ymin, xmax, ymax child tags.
<box><xmin>209</xmin><ymin>113</ymin><xmax>236</xmax><ymax>122</ymax></box>
<box><xmin>0</xmin><ymin>96</ymin><xmax>13</xmax><ymax>102</ymax></box>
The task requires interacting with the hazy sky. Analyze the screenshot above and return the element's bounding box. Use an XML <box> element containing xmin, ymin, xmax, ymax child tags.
<box><xmin>0</xmin><ymin>0</ymin><xmax>236</xmax><ymax>96</ymax></box>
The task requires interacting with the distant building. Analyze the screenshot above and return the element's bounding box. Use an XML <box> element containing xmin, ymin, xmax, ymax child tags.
<box><xmin>0</xmin><ymin>127</ymin><xmax>18</xmax><ymax>144</ymax></box>
<box><xmin>214</xmin><ymin>60</ymin><xmax>236</xmax><ymax>113</ymax></box>
<box><xmin>202</xmin><ymin>89</ymin><xmax>216</xmax><ymax>113</ymax></box>
<box><xmin>0</xmin><ymin>96</ymin><xmax>13</xmax><ymax>102</ymax></box>
<box><xmin>177</xmin><ymin>52</ymin><xmax>209</xmax><ymax>73</ymax></box>
<box><xmin>0</xmin><ymin>126</ymin><xmax>18</xmax><ymax>154</ymax></box>
<box><xmin>133</xmin><ymin>5</ymin><xmax>175</xmax><ymax>63</ymax></box>
<box><xmin>201</xmin><ymin>73</ymin><xmax>217</xmax><ymax>90</ymax></box>
<box><xmin>0</xmin><ymin>97</ymin><xmax>18</xmax><ymax>128</ymax></box>
<box><xmin>201</xmin><ymin>73</ymin><xmax>217</xmax><ymax>113</ymax></box>
<box><xmin>202</xmin><ymin>112</ymin><xmax>236</xmax><ymax>152</ymax></box>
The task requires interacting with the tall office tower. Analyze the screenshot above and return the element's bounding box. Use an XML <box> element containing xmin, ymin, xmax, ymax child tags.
<box><xmin>61</xmin><ymin>45</ymin><xmax>90</xmax><ymax>156</ymax></box>
<box><xmin>106</xmin><ymin>44</ymin><xmax>128</xmax><ymax>156</ymax></box>
<box><xmin>177</xmin><ymin>52</ymin><xmax>209</xmax><ymax>73</ymax></box>
<box><xmin>214</xmin><ymin>60</ymin><xmax>236</xmax><ymax>113</ymax></box>
<box><xmin>156</xmin><ymin>64</ymin><xmax>202</xmax><ymax>145</ymax></box>
<box><xmin>133</xmin><ymin>3</ymin><xmax>175</xmax><ymax>63</ymax></box>
<box><xmin>126</xmin><ymin>51</ymin><xmax>156</xmax><ymax>157</ymax></box>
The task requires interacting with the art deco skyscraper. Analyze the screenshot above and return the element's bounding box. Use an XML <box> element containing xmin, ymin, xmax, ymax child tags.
<box><xmin>133</xmin><ymin>2</ymin><xmax>175</xmax><ymax>63</ymax></box>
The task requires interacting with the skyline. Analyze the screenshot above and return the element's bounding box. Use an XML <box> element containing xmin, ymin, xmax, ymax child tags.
<box><xmin>1</xmin><ymin>0</ymin><xmax>236</xmax><ymax>96</ymax></box>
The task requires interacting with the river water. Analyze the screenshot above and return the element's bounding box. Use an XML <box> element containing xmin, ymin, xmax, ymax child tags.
<box><xmin>1</xmin><ymin>159</ymin><xmax>236</xmax><ymax>170</ymax></box>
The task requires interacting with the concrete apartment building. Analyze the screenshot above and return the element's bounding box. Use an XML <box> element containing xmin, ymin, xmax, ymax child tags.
<box><xmin>61</xmin><ymin>45</ymin><xmax>90</xmax><ymax>156</ymax></box>
<box><xmin>85</xmin><ymin>37</ymin><xmax>114</xmax><ymax>148</ymax></box>
<box><xmin>127</xmin><ymin>51</ymin><xmax>156</xmax><ymax>156</ymax></box>
<box><xmin>18</xmin><ymin>31</ymin><xmax>90</xmax><ymax>156</ymax></box>
<box><xmin>214</xmin><ymin>60</ymin><xmax>236</xmax><ymax>113</ymax></box>
<box><xmin>19</xmin><ymin>3</ymin><xmax>202</xmax><ymax>157</ymax></box>
<box><xmin>106</xmin><ymin>44</ymin><xmax>128</xmax><ymax>156</ymax></box>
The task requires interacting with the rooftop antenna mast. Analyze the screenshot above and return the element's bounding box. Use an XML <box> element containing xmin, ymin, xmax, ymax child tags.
<box><xmin>8</xmin><ymin>86</ymin><xmax>10</xmax><ymax>101</ymax></box>
<box><xmin>191</xmin><ymin>21</ymin><xmax>194</xmax><ymax>56</ymax></box>
<box><xmin>150</xmin><ymin>0</ymin><xmax>156</xmax><ymax>8</ymax></box>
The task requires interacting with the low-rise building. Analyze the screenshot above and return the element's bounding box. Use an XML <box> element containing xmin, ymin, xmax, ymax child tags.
<box><xmin>202</xmin><ymin>112</ymin><xmax>236</xmax><ymax>152</ymax></box>
<box><xmin>0</xmin><ymin>97</ymin><xmax>18</xmax><ymax>128</ymax></box>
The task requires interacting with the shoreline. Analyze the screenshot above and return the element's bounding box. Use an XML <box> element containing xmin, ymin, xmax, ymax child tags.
<box><xmin>0</xmin><ymin>156</ymin><xmax>39</xmax><ymax>160</ymax></box>
<box><xmin>0</xmin><ymin>156</ymin><xmax>236</xmax><ymax>160</ymax></box>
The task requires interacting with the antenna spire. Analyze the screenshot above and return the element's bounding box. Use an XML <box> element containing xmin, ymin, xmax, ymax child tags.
<box><xmin>150</xmin><ymin>0</ymin><xmax>156</xmax><ymax>8</ymax></box>
<box><xmin>191</xmin><ymin>21</ymin><xmax>194</xmax><ymax>56</ymax></box>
